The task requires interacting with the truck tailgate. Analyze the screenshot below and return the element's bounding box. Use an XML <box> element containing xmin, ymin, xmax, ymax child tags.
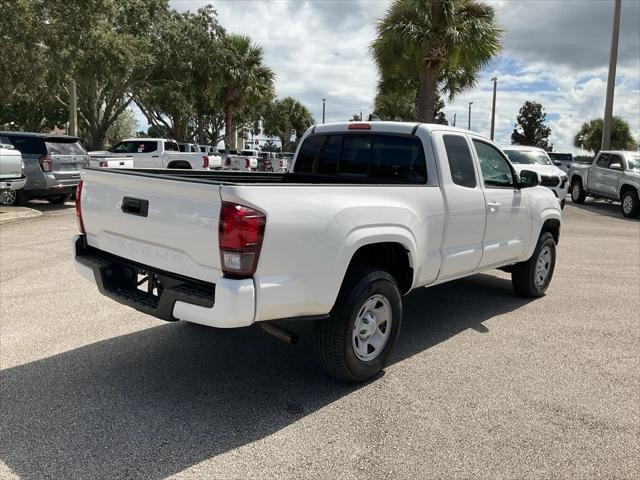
<box><xmin>81</xmin><ymin>169</ymin><xmax>223</xmax><ymax>283</ymax></box>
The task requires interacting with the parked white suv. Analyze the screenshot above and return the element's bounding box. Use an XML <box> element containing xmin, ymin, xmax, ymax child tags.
<box><xmin>502</xmin><ymin>145</ymin><xmax>569</xmax><ymax>208</ymax></box>
<box><xmin>74</xmin><ymin>122</ymin><xmax>561</xmax><ymax>382</ymax></box>
<box><xmin>0</xmin><ymin>143</ymin><xmax>27</xmax><ymax>205</ymax></box>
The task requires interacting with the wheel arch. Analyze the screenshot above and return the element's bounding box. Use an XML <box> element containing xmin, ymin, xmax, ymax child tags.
<box><xmin>167</xmin><ymin>160</ymin><xmax>192</xmax><ymax>169</ymax></box>
<box><xmin>620</xmin><ymin>183</ymin><xmax>638</xmax><ymax>198</ymax></box>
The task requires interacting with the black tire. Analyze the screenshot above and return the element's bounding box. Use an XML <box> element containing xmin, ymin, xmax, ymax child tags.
<box><xmin>512</xmin><ymin>232</ymin><xmax>556</xmax><ymax>298</ymax></box>
<box><xmin>620</xmin><ymin>190</ymin><xmax>640</xmax><ymax>218</ymax></box>
<box><xmin>571</xmin><ymin>179</ymin><xmax>586</xmax><ymax>204</ymax></box>
<box><xmin>47</xmin><ymin>194</ymin><xmax>70</xmax><ymax>204</ymax></box>
<box><xmin>314</xmin><ymin>268</ymin><xmax>402</xmax><ymax>383</ymax></box>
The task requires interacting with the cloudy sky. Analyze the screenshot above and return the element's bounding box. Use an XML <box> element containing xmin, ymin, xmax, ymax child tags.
<box><xmin>167</xmin><ymin>0</ymin><xmax>640</xmax><ymax>153</ymax></box>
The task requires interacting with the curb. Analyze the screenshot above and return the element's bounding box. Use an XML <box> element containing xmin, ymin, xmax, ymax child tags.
<box><xmin>0</xmin><ymin>206</ymin><xmax>43</xmax><ymax>225</ymax></box>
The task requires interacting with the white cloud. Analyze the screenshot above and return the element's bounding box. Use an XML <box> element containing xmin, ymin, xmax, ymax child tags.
<box><xmin>169</xmin><ymin>0</ymin><xmax>640</xmax><ymax>154</ymax></box>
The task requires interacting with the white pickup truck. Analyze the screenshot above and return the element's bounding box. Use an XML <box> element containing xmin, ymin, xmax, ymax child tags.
<box><xmin>569</xmin><ymin>150</ymin><xmax>640</xmax><ymax>218</ymax></box>
<box><xmin>89</xmin><ymin>138</ymin><xmax>210</xmax><ymax>170</ymax></box>
<box><xmin>74</xmin><ymin>122</ymin><xmax>562</xmax><ymax>382</ymax></box>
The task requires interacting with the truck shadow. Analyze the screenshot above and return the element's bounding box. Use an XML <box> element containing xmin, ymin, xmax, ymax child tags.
<box><xmin>1</xmin><ymin>273</ymin><xmax>530</xmax><ymax>479</ymax></box>
<box><xmin>568</xmin><ymin>199</ymin><xmax>638</xmax><ymax>221</ymax></box>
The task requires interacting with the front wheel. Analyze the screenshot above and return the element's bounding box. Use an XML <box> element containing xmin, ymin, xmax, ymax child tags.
<box><xmin>314</xmin><ymin>269</ymin><xmax>402</xmax><ymax>383</ymax></box>
<box><xmin>621</xmin><ymin>190</ymin><xmax>640</xmax><ymax>218</ymax></box>
<box><xmin>571</xmin><ymin>179</ymin><xmax>586</xmax><ymax>204</ymax></box>
<box><xmin>512</xmin><ymin>232</ymin><xmax>556</xmax><ymax>298</ymax></box>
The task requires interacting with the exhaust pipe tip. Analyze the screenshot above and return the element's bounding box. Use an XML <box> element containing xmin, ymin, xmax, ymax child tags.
<box><xmin>260</xmin><ymin>322</ymin><xmax>299</xmax><ymax>345</ymax></box>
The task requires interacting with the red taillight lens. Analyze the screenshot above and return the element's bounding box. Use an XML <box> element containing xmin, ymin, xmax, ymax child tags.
<box><xmin>219</xmin><ymin>202</ymin><xmax>266</xmax><ymax>278</ymax></box>
<box><xmin>348</xmin><ymin>123</ymin><xmax>371</xmax><ymax>130</ymax></box>
<box><xmin>202</xmin><ymin>155</ymin><xmax>209</xmax><ymax>169</ymax></box>
<box><xmin>75</xmin><ymin>180</ymin><xmax>85</xmax><ymax>234</ymax></box>
<box><xmin>245</xmin><ymin>158</ymin><xmax>250</xmax><ymax>169</ymax></box>
<box><xmin>39</xmin><ymin>154</ymin><xmax>53</xmax><ymax>172</ymax></box>
<box><xmin>99</xmin><ymin>161</ymin><xmax>108</xmax><ymax>168</ymax></box>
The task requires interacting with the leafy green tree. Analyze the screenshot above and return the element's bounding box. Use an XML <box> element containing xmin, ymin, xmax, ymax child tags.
<box><xmin>104</xmin><ymin>109</ymin><xmax>139</xmax><ymax>147</ymax></box>
<box><xmin>511</xmin><ymin>101</ymin><xmax>552</xmax><ymax>149</ymax></box>
<box><xmin>135</xmin><ymin>6</ymin><xmax>225</xmax><ymax>144</ymax></box>
<box><xmin>217</xmin><ymin>35</ymin><xmax>275</xmax><ymax>150</ymax></box>
<box><xmin>262</xmin><ymin>97</ymin><xmax>314</xmax><ymax>152</ymax></box>
<box><xmin>261</xmin><ymin>140</ymin><xmax>280</xmax><ymax>152</ymax></box>
<box><xmin>373</xmin><ymin>77</ymin><xmax>447</xmax><ymax>124</ymax></box>
<box><xmin>370</xmin><ymin>0</ymin><xmax>502</xmax><ymax>122</ymax></box>
<box><xmin>573</xmin><ymin>117</ymin><xmax>637</xmax><ymax>154</ymax></box>
<box><xmin>43</xmin><ymin>0</ymin><xmax>169</xmax><ymax>149</ymax></box>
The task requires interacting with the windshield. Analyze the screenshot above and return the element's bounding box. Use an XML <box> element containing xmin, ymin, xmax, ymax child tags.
<box><xmin>627</xmin><ymin>154</ymin><xmax>640</xmax><ymax>171</ymax></box>
<box><xmin>548</xmin><ymin>153</ymin><xmax>573</xmax><ymax>162</ymax></box>
<box><xmin>503</xmin><ymin>149</ymin><xmax>552</xmax><ymax>166</ymax></box>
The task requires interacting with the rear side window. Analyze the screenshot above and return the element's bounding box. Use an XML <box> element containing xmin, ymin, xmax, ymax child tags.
<box><xmin>294</xmin><ymin>135</ymin><xmax>324</xmax><ymax>173</ymax></box>
<box><xmin>6</xmin><ymin>136</ymin><xmax>46</xmax><ymax>155</ymax></box>
<box><xmin>45</xmin><ymin>139</ymin><xmax>86</xmax><ymax>155</ymax></box>
<box><xmin>294</xmin><ymin>133</ymin><xmax>426</xmax><ymax>183</ymax></box>
<box><xmin>443</xmin><ymin>135</ymin><xmax>476</xmax><ymax>188</ymax></box>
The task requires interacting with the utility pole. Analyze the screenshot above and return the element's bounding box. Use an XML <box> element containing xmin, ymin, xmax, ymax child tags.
<box><xmin>322</xmin><ymin>98</ymin><xmax>326</xmax><ymax>124</ymax></box>
<box><xmin>69</xmin><ymin>78</ymin><xmax>77</xmax><ymax>137</ymax></box>
<box><xmin>452</xmin><ymin>112</ymin><xmax>456</xmax><ymax>127</ymax></box>
<box><xmin>490</xmin><ymin>77</ymin><xmax>498</xmax><ymax>140</ymax></box>
<box><xmin>601</xmin><ymin>0</ymin><xmax>621</xmax><ymax>151</ymax></box>
<box><xmin>468</xmin><ymin>102</ymin><xmax>473</xmax><ymax>130</ymax></box>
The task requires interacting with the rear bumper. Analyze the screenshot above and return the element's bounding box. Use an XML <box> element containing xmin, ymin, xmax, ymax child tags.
<box><xmin>72</xmin><ymin>235</ymin><xmax>255</xmax><ymax>328</ymax></box>
<box><xmin>0</xmin><ymin>176</ymin><xmax>27</xmax><ymax>191</ymax></box>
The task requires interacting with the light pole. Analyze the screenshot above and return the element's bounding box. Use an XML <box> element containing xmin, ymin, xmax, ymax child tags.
<box><xmin>490</xmin><ymin>77</ymin><xmax>497</xmax><ymax>140</ymax></box>
<box><xmin>452</xmin><ymin>112</ymin><xmax>456</xmax><ymax>127</ymax></box>
<box><xmin>322</xmin><ymin>98</ymin><xmax>326</xmax><ymax>124</ymax></box>
<box><xmin>468</xmin><ymin>102</ymin><xmax>474</xmax><ymax>130</ymax></box>
<box><xmin>601</xmin><ymin>0</ymin><xmax>621</xmax><ymax>151</ymax></box>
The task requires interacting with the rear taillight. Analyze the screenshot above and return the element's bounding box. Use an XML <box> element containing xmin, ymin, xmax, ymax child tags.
<box><xmin>75</xmin><ymin>180</ymin><xmax>85</xmax><ymax>234</ymax></box>
<box><xmin>39</xmin><ymin>154</ymin><xmax>53</xmax><ymax>172</ymax></box>
<box><xmin>203</xmin><ymin>155</ymin><xmax>209</xmax><ymax>169</ymax></box>
<box><xmin>225</xmin><ymin>158</ymin><xmax>230</xmax><ymax>166</ymax></box>
<box><xmin>219</xmin><ymin>202</ymin><xmax>266</xmax><ymax>278</ymax></box>
<box><xmin>245</xmin><ymin>158</ymin><xmax>250</xmax><ymax>169</ymax></box>
<box><xmin>99</xmin><ymin>161</ymin><xmax>108</xmax><ymax>168</ymax></box>
<box><xmin>348</xmin><ymin>123</ymin><xmax>371</xmax><ymax>130</ymax></box>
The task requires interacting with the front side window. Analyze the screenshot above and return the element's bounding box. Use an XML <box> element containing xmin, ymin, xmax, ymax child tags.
<box><xmin>608</xmin><ymin>155</ymin><xmax>623</xmax><ymax>169</ymax></box>
<box><xmin>443</xmin><ymin>134</ymin><xmax>476</xmax><ymax>188</ymax></box>
<box><xmin>473</xmin><ymin>140</ymin><xmax>514</xmax><ymax>188</ymax></box>
<box><xmin>596</xmin><ymin>154</ymin><xmax>610</xmax><ymax>168</ymax></box>
<box><xmin>165</xmin><ymin>142</ymin><xmax>179</xmax><ymax>152</ymax></box>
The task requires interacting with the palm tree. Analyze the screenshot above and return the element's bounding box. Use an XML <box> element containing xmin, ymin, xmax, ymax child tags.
<box><xmin>218</xmin><ymin>34</ymin><xmax>275</xmax><ymax>150</ymax></box>
<box><xmin>370</xmin><ymin>0</ymin><xmax>502</xmax><ymax>122</ymax></box>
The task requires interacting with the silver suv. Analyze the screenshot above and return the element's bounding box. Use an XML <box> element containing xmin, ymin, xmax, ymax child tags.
<box><xmin>0</xmin><ymin>132</ymin><xmax>90</xmax><ymax>205</ymax></box>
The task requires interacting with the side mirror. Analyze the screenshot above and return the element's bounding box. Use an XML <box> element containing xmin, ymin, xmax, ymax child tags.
<box><xmin>518</xmin><ymin>170</ymin><xmax>539</xmax><ymax>188</ymax></box>
<box><xmin>610</xmin><ymin>163</ymin><xmax>622</xmax><ymax>171</ymax></box>
<box><xmin>554</xmin><ymin>161</ymin><xmax>562</xmax><ymax>167</ymax></box>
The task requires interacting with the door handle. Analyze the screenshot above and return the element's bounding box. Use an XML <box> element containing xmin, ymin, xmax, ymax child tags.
<box><xmin>152</xmin><ymin>155</ymin><xmax>159</xmax><ymax>158</ymax></box>
<box><xmin>487</xmin><ymin>201</ymin><xmax>501</xmax><ymax>211</ymax></box>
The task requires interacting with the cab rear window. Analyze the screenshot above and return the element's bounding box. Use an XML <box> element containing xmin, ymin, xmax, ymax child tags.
<box><xmin>294</xmin><ymin>133</ymin><xmax>426</xmax><ymax>183</ymax></box>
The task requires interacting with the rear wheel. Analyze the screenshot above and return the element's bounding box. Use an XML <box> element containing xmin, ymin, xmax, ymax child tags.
<box><xmin>47</xmin><ymin>194</ymin><xmax>70</xmax><ymax>204</ymax></box>
<box><xmin>314</xmin><ymin>268</ymin><xmax>402</xmax><ymax>383</ymax></box>
<box><xmin>0</xmin><ymin>190</ymin><xmax>26</xmax><ymax>206</ymax></box>
<box><xmin>621</xmin><ymin>190</ymin><xmax>639</xmax><ymax>218</ymax></box>
<box><xmin>512</xmin><ymin>232</ymin><xmax>556</xmax><ymax>298</ymax></box>
<box><xmin>571</xmin><ymin>179</ymin><xmax>586</xmax><ymax>204</ymax></box>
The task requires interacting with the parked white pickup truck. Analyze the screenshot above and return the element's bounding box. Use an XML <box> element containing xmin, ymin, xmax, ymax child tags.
<box><xmin>224</xmin><ymin>149</ymin><xmax>259</xmax><ymax>171</ymax></box>
<box><xmin>89</xmin><ymin>138</ymin><xmax>210</xmax><ymax>170</ymax></box>
<box><xmin>74</xmin><ymin>122</ymin><xmax>562</xmax><ymax>382</ymax></box>
<box><xmin>0</xmin><ymin>143</ymin><xmax>27</xmax><ymax>205</ymax></box>
<box><xmin>569</xmin><ymin>150</ymin><xmax>640</xmax><ymax>218</ymax></box>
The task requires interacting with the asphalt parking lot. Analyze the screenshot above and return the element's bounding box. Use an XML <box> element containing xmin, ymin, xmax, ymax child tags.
<box><xmin>1</xmin><ymin>200</ymin><xmax>638</xmax><ymax>479</ymax></box>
